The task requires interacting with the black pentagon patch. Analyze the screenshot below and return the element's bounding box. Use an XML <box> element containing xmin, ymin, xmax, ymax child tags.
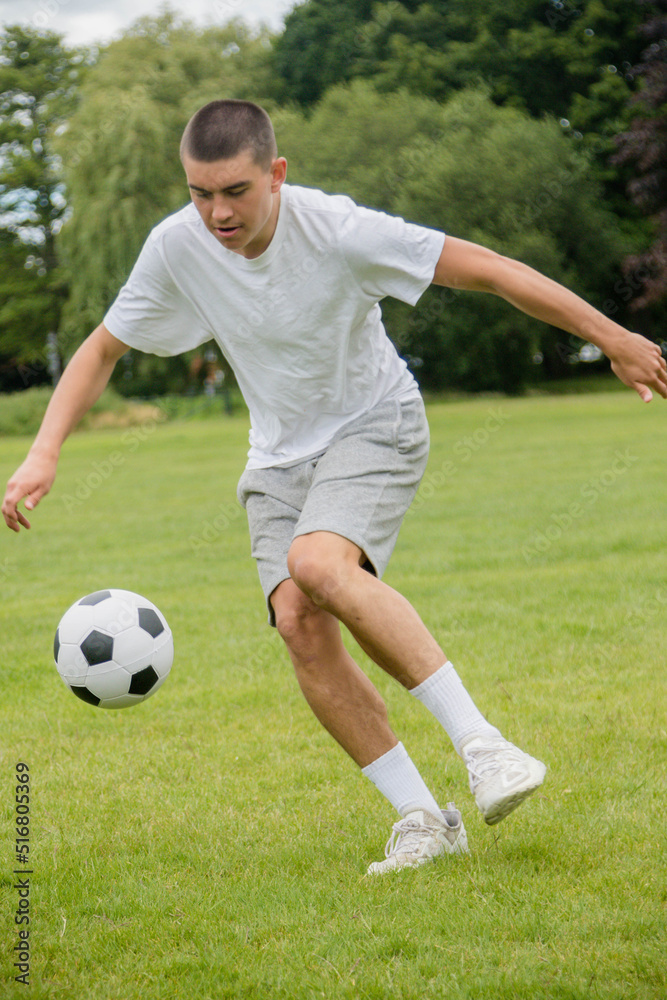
<box><xmin>70</xmin><ymin>685</ymin><xmax>101</xmax><ymax>707</ymax></box>
<box><xmin>79</xmin><ymin>590</ymin><xmax>112</xmax><ymax>606</ymax></box>
<box><xmin>137</xmin><ymin>607</ymin><xmax>164</xmax><ymax>638</ymax></box>
<box><xmin>80</xmin><ymin>629</ymin><xmax>114</xmax><ymax>665</ymax></box>
<box><xmin>53</xmin><ymin>627</ymin><xmax>60</xmax><ymax>662</ymax></box>
<box><xmin>129</xmin><ymin>665</ymin><xmax>159</xmax><ymax>696</ymax></box>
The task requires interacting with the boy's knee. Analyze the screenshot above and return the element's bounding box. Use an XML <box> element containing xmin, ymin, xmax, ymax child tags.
<box><xmin>272</xmin><ymin>582</ymin><xmax>325</xmax><ymax>650</ymax></box>
<box><xmin>287</xmin><ymin>534</ymin><xmax>356</xmax><ymax>610</ymax></box>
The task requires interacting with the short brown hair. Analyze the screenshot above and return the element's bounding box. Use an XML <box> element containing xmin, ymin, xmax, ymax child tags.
<box><xmin>180</xmin><ymin>100</ymin><xmax>277</xmax><ymax>170</ymax></box>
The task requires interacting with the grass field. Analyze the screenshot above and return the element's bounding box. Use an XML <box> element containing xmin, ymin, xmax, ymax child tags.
<box><xmin>1</xmin><ymin>391</ymin><xmax>666</xmax><ymax>1000</ymax></box>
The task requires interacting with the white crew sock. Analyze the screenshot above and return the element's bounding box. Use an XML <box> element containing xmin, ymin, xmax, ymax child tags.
<box><xmin>411</xmin><ymin>661</ymin><xmax>501</xmax><ymax>754</ymax></box>
<box><xmin>361</xmin><ymin>742</ymin><xmax>441</xmax><ymax>817</ymax></box>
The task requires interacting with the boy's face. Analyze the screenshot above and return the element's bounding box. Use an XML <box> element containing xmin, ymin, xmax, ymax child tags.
<box><xmin>183</xmin><ymin>150</ymin><xmax>287</xmax><ymax>259</ymax></box>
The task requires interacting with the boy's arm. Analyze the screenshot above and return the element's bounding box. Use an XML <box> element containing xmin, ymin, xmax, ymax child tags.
<box><xmin>2</xmin><ymin>323</ymin><xmax>130</xmax><ymax>532</ymax></box>
<box><xmin>432</xmin><ymin>236</ymin><xmax>667</xmax><ymax>403</ymax></box>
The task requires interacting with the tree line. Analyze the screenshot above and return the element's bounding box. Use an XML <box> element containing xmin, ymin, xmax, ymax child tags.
<box><xmin>0</xmin><ymin>0</ymin><xmax>664</xmax><ymax>396</ymax></box>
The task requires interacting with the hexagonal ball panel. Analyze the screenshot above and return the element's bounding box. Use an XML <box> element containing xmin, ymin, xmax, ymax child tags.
<box><xmin>138</xmin><ymin>607</ymin><xmax>164</xmax><ymax>638</ymax></box>
<box><xmin>112</xmin><ymin>627</ymin><xmax>154</xmax><ymax>667</ymax></box>
<box><xmin>57</xmin><ymin>605</ymin><xmax>95</xmax><ymax>645</ymax></box>
<box><xmin>70</xmin><ymin>685</ymin><xmax>101</xmax><ymax>707</ymax></box>
<box><xmin>129</xmin><ymin>665</ymin><xmax>159</xmax><ymax>696</ymax></box>
<box><xmin>80</xmin><ymin>629</ymin><xmax>114</xmax><ymax>666</ymax></box>
<box><xmin>91</xmin><ymin>597</ymin><xmax>138</xmax><ymax>635</ymax></box>
<box><xmin>79</xmin><ymin>590</ymin><xmax>112</xmax><ymax>606</ymax></box>
<box><xmin>150</xmin><ymin>632</ymin><xmax>174</xmax><ymax>677</ymax></box>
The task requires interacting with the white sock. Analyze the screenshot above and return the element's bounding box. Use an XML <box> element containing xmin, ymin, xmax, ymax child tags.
<box><xmin>411</xmin><ymin>661</ymin><xmax>501</xmax><ymax>754</ymax></box>
<box><xmin>361</xmin><ymin>742</ymin><xmax>441</xmax><ymax>817</ymax></box>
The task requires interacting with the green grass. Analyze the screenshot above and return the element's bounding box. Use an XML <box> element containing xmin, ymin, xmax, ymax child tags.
<box><xmin>1</xmin><ymin>391</ymin><xmax>666</xmax><ymax>1000</ymax></box>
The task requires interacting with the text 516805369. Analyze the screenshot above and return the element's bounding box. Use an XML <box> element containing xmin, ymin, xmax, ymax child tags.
<box><xmin>14</xmin><ymin>761</ymin><xmax>31</xmax><ymax>986</ymax></box>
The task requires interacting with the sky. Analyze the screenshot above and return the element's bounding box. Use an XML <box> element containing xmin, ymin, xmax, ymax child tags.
<box><xmin>0</xmin><ymin>0</ymin><xmax>297</xmax><ymax>47</ymax></box>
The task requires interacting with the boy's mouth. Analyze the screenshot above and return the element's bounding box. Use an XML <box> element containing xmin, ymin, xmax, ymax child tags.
<box><xmin>216</xmin><ymin>225</ymin><xmax>242</xmax><ymax>238</ymax></box>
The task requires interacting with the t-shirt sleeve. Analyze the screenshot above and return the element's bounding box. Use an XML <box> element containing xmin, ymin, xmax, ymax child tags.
<box><xmin>103</xmin><ymin>235</ymin><xmax>212</xmax><ymax>357</ymax></box>
<box><xmin>339</xmin><ymin>200</ymin><xmax>445</xmax><ymax>306</ymax></box>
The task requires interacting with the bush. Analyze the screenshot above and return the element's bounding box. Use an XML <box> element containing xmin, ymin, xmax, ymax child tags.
<box><xmin>0</xmin><ymin>387</ymin><xmax>165</xmax><ymax>437</ymax></box>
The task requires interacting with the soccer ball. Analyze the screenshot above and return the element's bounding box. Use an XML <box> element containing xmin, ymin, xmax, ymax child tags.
<box><xmin>54</xmin><ymin>589</ymin><xmax>173</xmax><ymax>709</ymax></box>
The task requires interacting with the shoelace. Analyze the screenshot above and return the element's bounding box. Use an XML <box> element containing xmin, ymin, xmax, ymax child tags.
<box><xmin>464</xmin><ymin>740</ymin><xmax>519</xmax><ymax>792</ymax></box>
<box><xmin>384</xmin><ymin>816</ymin><xmax>434</xmax><ymax>859</ymax></box>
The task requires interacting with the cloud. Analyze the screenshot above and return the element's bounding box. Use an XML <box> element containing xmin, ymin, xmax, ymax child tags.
<box><xmin>0</xmin><ymin>0</ymin><xmax>295</xmax><ymax>46</ymax></box>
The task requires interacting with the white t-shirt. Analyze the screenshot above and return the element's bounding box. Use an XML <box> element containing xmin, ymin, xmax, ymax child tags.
<box><xmin>104</xmin><ymin>184</ymin><xmax>445</xmax><ymax>468</ymax></box>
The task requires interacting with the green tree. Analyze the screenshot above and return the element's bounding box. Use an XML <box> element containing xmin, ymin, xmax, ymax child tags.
<box><xmin>278</xmin><ymin>82</ymin><xmax>625</xmax><ymax>393</ymax></box>
<box><xmin>55</xmin><ymin>11</ymin><xmax>275</xmax><ymax>391</ymax></box>
<box><xmin>273</xmin><ymin>0</ymin><xmax>644</xmax><ymax>122</ymax></box>
<box><xmin>273</xmin><ymin>0</ymin><xmax>645</xmax><ymax>220</ymax></box>
<box><xmin>613</xmin><ymin>0</ymin><xmax>667</xmax><ymax>311</ymax></box>
<box><xmin>0</xmin><ymin>25</ymin><xmax>83</xmax><ymax>386</ymax></box>
<box><xmin>394</xmin><ymin>89</ymin><xmax>625</xmax><ymax>391</ymax></box>
<box><xmin>273</xmin><ymin>80</ymin><xmax>445</xmax><ymax>210</ymax></box>
<box><xmin>273</xmin><ymin>0</ymin><xmax>375</xmax><ymax>106</ymax></box>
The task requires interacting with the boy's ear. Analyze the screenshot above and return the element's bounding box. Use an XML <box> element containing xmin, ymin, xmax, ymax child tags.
<box><xmin>271</xmin><ymin>157</ymin><xmax>288</xmax><ymax>192</ymax></box>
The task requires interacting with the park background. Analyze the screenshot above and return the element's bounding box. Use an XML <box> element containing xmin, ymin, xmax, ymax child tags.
<box><xmin>0</xmin><ymin>0</ymin><xmax>666</xmax><ymax>401</ymax></box>
<box><xmin>1</xmin><ymin>2</ymin><xmax>667</xmax><ymax>999</ymax></box>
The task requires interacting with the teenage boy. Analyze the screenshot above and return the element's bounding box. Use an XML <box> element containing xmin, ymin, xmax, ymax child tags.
<box><xmin>4</xmin><ymin>100</ymin><xmax>666</xmax><ymax>873</ymax></box>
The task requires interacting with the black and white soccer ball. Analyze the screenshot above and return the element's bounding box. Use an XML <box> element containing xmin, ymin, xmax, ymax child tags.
<box><xmin>54</xmin><ymin>589</ymin><xmax>173</xmax><ymax>709</ymax></box>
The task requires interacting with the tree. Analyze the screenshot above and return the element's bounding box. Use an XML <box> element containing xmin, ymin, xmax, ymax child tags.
<box><xmin>273</xmin><ymin>80</ymin><xmax>445</xmax><ymax>210</ymax></box>
<box><xmin>393</xmin><ymin>88</ymin><xmax>625</xmax><ymax>392</ymax></box>
<box><xmin>273</xmin><ymin>0</ymin><xmax>375</xmax><ymax>106</ymax></box>
<box><xmin>612</xmin><ymin>0</ymin><xmax>667</xmax><ymax>309</ymax></box>
<box><xmin>273</xmin><ymin>0</ymin><xmax>644</xmax><ymax>126</ymax></box>
<box><xmin>0</xmin><ymin>25</ymin><xmax>83</xmax><ymax>386</ymax></box>
<box><xmin>272</xmin><ymin>0</ymin><xmax>646</xmax><ymax>224</ymax></box>
<box><xmin>276</xmin><ymin>82</ymin><xmax>625</xmax><ymax>393</ymax></box>
<box><xmin>55</xmin><ymin>11</ymin><xmax>275</xmax><ymax>391</ymax></box>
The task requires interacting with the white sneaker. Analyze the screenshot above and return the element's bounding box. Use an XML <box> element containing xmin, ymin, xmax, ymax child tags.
<box><xmin>366</xmin><ymin>804</ymin><xmax>468</xmax><ymax>875</ymax></box>
<box><xmin>462</xmin><ymin>735</ymin><xmax>546</xmax><ymax>825</ymax></box>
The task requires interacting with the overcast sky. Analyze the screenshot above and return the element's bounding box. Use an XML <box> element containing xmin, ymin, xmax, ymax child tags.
<box><xmin>0</xmin><ymin>0</ymin><xmax>297</xmax><ymax>47</ymax></box>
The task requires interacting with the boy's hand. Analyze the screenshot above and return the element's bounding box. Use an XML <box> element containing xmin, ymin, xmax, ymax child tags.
<box><xmin>2</xmin><ymin>453</ymin><xmax>57</xmax><ymax>532</ymax></box>
<box><xmin>607</xmin><ymin>332</ymin><xmax>667</xmax><ymax>403</ymax></box>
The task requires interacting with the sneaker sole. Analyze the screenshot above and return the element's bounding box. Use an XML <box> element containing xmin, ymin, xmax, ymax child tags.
<box><xmin>481</xmin><ymin>766</ymin><xmax>546</xmax><ymax>825</ymax></box>
<box><xmin>366</xmin><ymin>845</ymin><xmax>465</xmax><ymax>875</ymax></box>
<box><xmin>367</xmin><ymin>854</ymin><xmax>436</xmax><ymax>875</ymax></box>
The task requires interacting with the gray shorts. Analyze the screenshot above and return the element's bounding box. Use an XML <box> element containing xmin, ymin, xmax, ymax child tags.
<box><xmin>236</xmin><ymin>395</ymin><xmax>429</xmax><ymax>625</ymax></box>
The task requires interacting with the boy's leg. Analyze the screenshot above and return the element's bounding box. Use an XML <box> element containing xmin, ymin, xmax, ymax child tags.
<box><xmin>271</xmin><ymin>577</ymin><xmax>445</xmax><ymax>815</ymax></box>
<box><xmin>240</xmin><ymin>396</ymin><xmax>545</xmax><ymax>833</ymax></box>
<box><xmin>286</xmin><ymin>531</ymin><xmax>498</xmax><ymax>737</ymax></box>
<box><xmin>287</xmin><ymin>530</ymin><xmax>546</xmax><ymax>824</ymax></box>
<box><xmin>288</xmin><ymin>530</ymin><xmax>445</xmax><ymax>686</ymax></box>
<box><xmin>270</xmin><ymin>576</ymin><xmax>398</xmax><ymax>768</ymax></box>
<box><xmin>271</xmin><ymin>576</ymin><xmax>469</xmax><ymax>870</ymax></box>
